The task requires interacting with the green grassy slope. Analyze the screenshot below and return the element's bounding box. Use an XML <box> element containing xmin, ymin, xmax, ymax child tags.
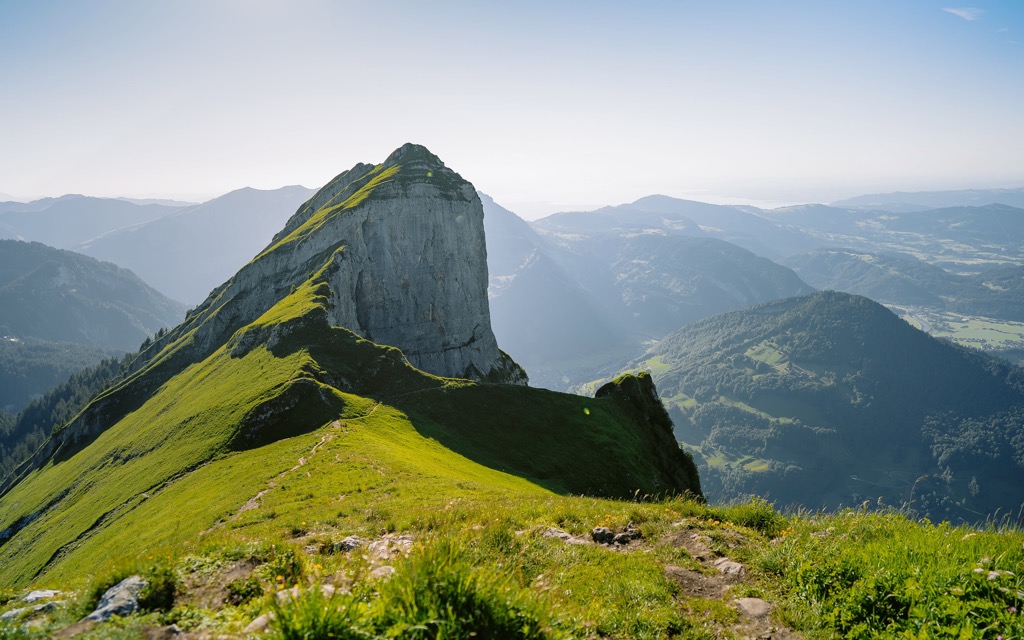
<box><xmin>0</xmin><ymin>260</ymin><xmax>698</xmax><ymax>589</ymax></box>
<box><xmin>5</xmin><ymin>480</ymin><xmax>1022</xmax><ymax>639</ymax></box>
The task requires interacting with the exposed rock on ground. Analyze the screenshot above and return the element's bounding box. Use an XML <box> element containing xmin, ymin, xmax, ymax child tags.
<box><xmin>85</xmin><ymin>575</ymin><xmax>148</xmax><ymax>622</ymax></box>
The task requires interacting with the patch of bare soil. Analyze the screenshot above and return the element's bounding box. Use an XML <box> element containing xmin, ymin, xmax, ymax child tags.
<box><xmin>663</xmin><ymin>521</ymin><xmax>801</xmax><ymax>640</ymax></box>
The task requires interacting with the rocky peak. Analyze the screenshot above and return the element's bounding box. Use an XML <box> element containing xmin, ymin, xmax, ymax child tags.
<box><xmin>155</xmin><ymin>143</ymin><xmax>527</xmax><ymax>384</ymax></box>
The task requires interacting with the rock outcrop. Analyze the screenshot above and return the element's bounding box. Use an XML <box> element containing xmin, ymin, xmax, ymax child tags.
<box><xmin>163</xmin><ymin>143</ymin><xmax>525</xmax><ymax>384</ymax></box>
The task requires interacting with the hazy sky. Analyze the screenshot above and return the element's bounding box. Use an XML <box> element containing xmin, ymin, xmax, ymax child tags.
<box><xmin>2</xmin><ymin>0</ymin><xmax>1023</xmax><ymax>217</ymax></box>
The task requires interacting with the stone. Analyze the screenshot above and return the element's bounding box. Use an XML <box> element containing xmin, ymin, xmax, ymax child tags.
<box><xmin>591</xmin><ymin>527</ymin><xmax>615</xmax><ymax>544</ymax></box>
<box><xmin>23</xmin><ymin>589</ymin><xmax>61</xmax><ymax>603</ymax></box>
<box><xmin>275</xmin><ymin>587</ymin><xmax>301</xmax><ymax>603</ymax></box>
<box><xmin>370</xmin><ymin>566</ymin><xmax>396</xmax><ymax>580</ymax></box>
<box><xmin>335</xmin><ymin>535</ymin><xmax>366</xmax><ymax>552</ymax></box>
<box><xmin>0</xmin><ymin>603</ymin><xmax>62</xmax><ymax>623</ymax></box>
<box><xmin>85</xmin><ymin>575</ymin><xmax>148</xmax><ymax>622</ymax></box>
<box><xmin>243</xmin><ymin>613</ymin><xmax>274</xmax><ymax>634</ymax></box>
<box><xmin>613</xmin><ymin>532</ymin><xmax>634</xmax><ymax>545</ymax></box>
<box><xmin>0</xmin><ymin>607</ymin><xmax>26</xmax><ymax>621</ymax></box>
<box><xmin>541</xmin><ymin>527</ymin><xmax>591</xmax><ymax>545</ymax></box>
<box><xmin>368</xmin><ymin>534</ymin><xmax>415</xmax><ymax>561</ymax></box>
<box><xmin>735</xmin><ymin>597</ymin><xmax>771</xmax><ymax>618</ymax></box>
<box><xmin>144</xmin><ymin>624</ymin><xmax>182</xmax><ymax>639</ymax></box>
<box><xmin>712</xmin><ymin>557</ymin><xmax>745</xmax><ymax>576</ymax></box>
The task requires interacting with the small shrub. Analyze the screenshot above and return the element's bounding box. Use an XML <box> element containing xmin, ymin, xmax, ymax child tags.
<box><xmin>271</xmin><ymin>587</ymin><xmax>374</xmax><ymax>640</ymax></box>
<box><xmin>256</xmin><ymin>545</ymin><xmax>303</xmax><ymax>587</ymax></box>
<box><xmin>378</xmin><ymin>539</ymin><xmax>564</xmax><ymax>639</ymax></box>
<box><xmin>716</xmin><ymin>497</ymin><xmax>787</xmax><ymax>537</ymax></box>
<box><xmin>0</xmin><ymin>621</ymin><xmax>37</xmax><ymax>639</ymax></box>
<box><xmin>225</xmin><ymin>576</ymin><xmax>264</xmax><ymax>606</ymax></box>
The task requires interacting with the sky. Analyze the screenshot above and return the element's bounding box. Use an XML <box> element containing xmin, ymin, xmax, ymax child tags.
<box><xmin>1</xmin><ymin>0</ymin><xmax>1023</xmax><ymax>218</ymax></box>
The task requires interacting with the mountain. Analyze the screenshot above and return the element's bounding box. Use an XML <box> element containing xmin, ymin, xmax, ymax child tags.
<box><xmin>77</xmin><ymin>186</ymin><xmax>315</xmax><ymax>305</ymax></box>
<box><xmin>755</xmin><ymin>203</ymin><xmax>871</xmax><ymax>237</ymax></box>
<box><xmin>114</xmin><ymin>197</ymin><xmax>198</xmax><ymax>207</ymax></box>
<box><xmin>535</xmin><ymin>194</ymin><xmax>818</xmax><ymax>260</ymax></box>
<box><xmin>786</xmin><ymin>249</ymin><xmax>1024</xmax><ymax>321</ymax></box>
<box><xmin>0</xmin><ymin>144</ymin><xmax>697</xmax><ymax>588</ymax></box>
<box><xmin>0</xmin><ymin>338</ymin><xmax>122</xmax><ymax>414</ymax></box>
<box><xmin>615</xmin><ymin>291</ymin><xmax>1024</xmax><ymax>521</ymax></box>
<box><xmin>886</xmin><ymin>204</ymin><xmax>1024</xmax><ymax>253</ymax></box>
<box><xmin>832</xmin><ymin>187</ymin><xmax>1024</xmax><ymax>212</ymax></box>
<box><xmin>483</xmin><ymin>195</ymin><xmax>815</xmax><ymax>388</ymax></box>
<box><xmin>481</xmin><ymin>194</ymin><xmax>631</xmax><ymax>387</ymax></box>
<box><xmin>606</xmin><ymin>234</ymin><xmax>814</xmax><ymax>339</ymax></box>
<box><xmin>0</xmin><ymin>239</ymin><xmax>185</xmax><ymax>414</ymax></box>
<box><xmin>0</xmin><ymin>196</ymin><xmax>180</xmax><ymax>249</ymax></box>
<box><xmin>784</xmin><ymin>249</ymin><xmax>954</xmax><ymax>307</ymax></box>
<box><xmin>0</xmin><ymin>240</ymin><xmax>186</xmax><ymax>351</ymax></box>
<box><xmin>758</xmin><ymin>202</ymin><xmax>1024</xmax><ymax>272</ymax></box>
<box><xmin>0</xmin><ymin>352</ymin><xmax>130</xmax><ymax>481</ymax></box>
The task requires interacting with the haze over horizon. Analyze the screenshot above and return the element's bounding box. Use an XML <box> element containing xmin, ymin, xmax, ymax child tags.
<box><xmin>2</xmin><ymin>0</ymin><xmax>1023</xmax><ymax>219</ymax></box>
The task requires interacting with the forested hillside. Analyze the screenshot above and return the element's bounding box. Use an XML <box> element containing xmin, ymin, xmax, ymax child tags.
<box><xmin>619</xmin><ymin>291</ymin><xmax>1024</xmax><ymax>521</ymax></box>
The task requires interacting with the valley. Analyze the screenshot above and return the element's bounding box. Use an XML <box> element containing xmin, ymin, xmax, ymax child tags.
<box><xmin>1</xmin><ymin>151</ymin><xmax>1023</xmax><ymax>639</ymax></box>
<box><xmin>5</xmin><ymin>2</ymin><xmax>1024</xmax><ymax>635</ymax></box>
<box><xmin>893</xmin><ymin>306</ymin><xmax>1024</xmax><ymax>365</ymax></box>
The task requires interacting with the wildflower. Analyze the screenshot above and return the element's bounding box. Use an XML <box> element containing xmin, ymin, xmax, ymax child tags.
<box><xmin>1009</xmin><ymin>606</ymin><xmax>1017</xmax><ymax>614</ymax></box>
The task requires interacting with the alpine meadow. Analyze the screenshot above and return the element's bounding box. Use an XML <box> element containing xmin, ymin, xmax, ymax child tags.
<box><xmin>2</xmin><ymin>2</ymin><xmax>1024</xmax><ymax>639</ymax></box>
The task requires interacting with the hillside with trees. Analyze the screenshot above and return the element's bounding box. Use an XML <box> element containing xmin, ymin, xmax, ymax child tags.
<box><xmin>619</xmin><ymin>291</ymin><xmax>1024</xmax><ymax>521</ymax></box>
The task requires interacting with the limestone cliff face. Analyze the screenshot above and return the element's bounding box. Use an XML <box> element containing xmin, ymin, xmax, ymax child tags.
<box><xmin>171</xmin><ymin>143</ymin><xmax>526</xmax><ymax>383</ymax></box>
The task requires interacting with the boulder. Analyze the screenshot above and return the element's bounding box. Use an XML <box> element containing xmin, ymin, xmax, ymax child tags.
<box><xmin>84</xmin><ymin>575</ymin><xmax>148</xmax><ymax>622</ymax></box>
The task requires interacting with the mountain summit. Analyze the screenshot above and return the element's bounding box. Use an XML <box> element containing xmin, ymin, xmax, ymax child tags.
<box><xmin>184</xmin><ymin>142</ymin><xmax>524</xmax><ymax>384</ymax></box>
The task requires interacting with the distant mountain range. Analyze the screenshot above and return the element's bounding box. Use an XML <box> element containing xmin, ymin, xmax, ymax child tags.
<box><xmin>6</xmin><ymin>185</ymin><xmax>1024</xmax><ymax>391</ymax></box>
<box><xmin>0</xmin><ymin>240</ymin><xmax>185</xmax><ymax>349</ymax></box>
<box><xmin>831</xmin><ymin>187</ymin><xmax>1024</xmax><ymax>212</ymax></box>
<box><xmin>761</xmin><ymin>202</ymin><xmax>1024</xmax><ymax>271</ymax></box>
<box><xmin>534</xmin><ymin>194</ymin><xmax>818</xmax><ymax>260</ymax></box>
<box><xmin>0</xmin><ymin>195</ymin><xmax>179</xmax><ymax>249</ymax></box>
<box><xmin>76</xmin><ymin>185</ymin><xmax>314</xmax><ymax>305</ymax></box>
<box><xmin>786</xmin><ymin>249</ymin><xmax>1024</xmax><ymax>321</ymax></box>
<box><xmin>612</xmin><ymin>291</ymin><xmax>1024</xmax><ymax>520</ymax></box>
<box><xmin>0</xmin><ymin>240</ymin><xmax>185</xmax><ymax>412</ymax></box>
<box><xmin>1</xmin><ymin>187</ymin><xmax>315</xmax><ymax>306</ymax></box>
<box><xmin>482</xmin><ymin>194</ymin><xmax>814</xmax><ymax>388</ymax></box>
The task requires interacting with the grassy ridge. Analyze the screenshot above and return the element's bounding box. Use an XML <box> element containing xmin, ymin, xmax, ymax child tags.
<box><xmin>0</xmin><ymin>266</ymin><xmax>698</xmax><ymax>588</ymax></box>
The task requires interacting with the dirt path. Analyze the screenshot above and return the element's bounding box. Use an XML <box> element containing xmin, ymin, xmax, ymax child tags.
<box><xmin>662</xmin><ymin>521</ymin><xmax>800</xmax><ymax>639</ymax></box>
